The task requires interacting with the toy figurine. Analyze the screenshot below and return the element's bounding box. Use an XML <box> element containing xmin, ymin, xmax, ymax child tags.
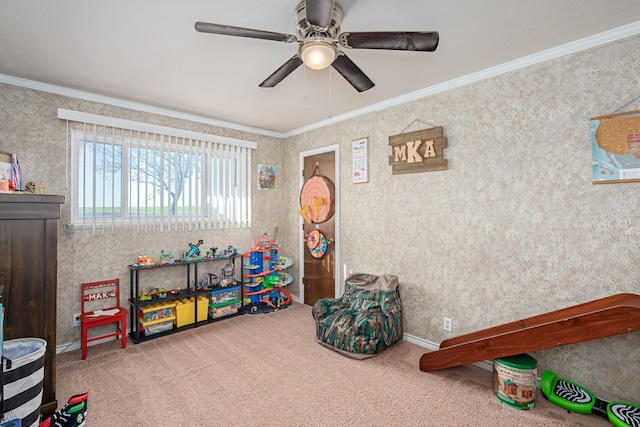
<box><xmin>137</xmin><ymin>255</ymin><xmax>155</xmax><ymax>266</ymax></box>
<box><xmin>195</xmin><ymin>279</ymin><xmax>211</xmax><ymax>292</ymax></box>
<box><xmin>25</xmin><ymin>181</ymin><xmax>36</xmax><ymax>194</ymax></box>
<box><xmin>257</xmin><ymin>232</ymin><xmax>273</xmax><ymax>249</ymax></box>
<box><xmin>187</xmin><ymin>240</ymin><xmax>204</xmax><ymax>258</ymax></box>
<box><xmin>205</xmin><ymin>247</ymin><xmax>218</xmax><ymax>259</ymax></box>
<box><xmin>223</xmin><ymin>245</ymin><xmax>237</xmax><ymax>257</ymax></box>
<box><xmin>159</xmin><ymin>250</ymin><xmax>175</xmax><ymax>265</ymax></box>
<box><xmin>221</xmin><ymin>261</ymin><xmax>235</xmax><ymax>283</ymax></box>
<box><xmin>209</xmin><ymin>273</ymin><xmax>218</xmax><ymax>286</ymax></box>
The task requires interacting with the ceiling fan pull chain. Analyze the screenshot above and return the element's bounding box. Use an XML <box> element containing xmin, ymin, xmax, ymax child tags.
<box><xmin>329</xmin><ymin>67</ymin><xmax>332</xmax><ymax>118</ymax></box>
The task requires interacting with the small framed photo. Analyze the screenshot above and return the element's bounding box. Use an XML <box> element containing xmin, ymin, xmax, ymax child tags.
<box><xmin>258</xmin><ymin>164</ymin><xmax>276</xmax><ymax>190</ymax></box>
<box><xmin>0</xmin><ymin>151</ymin><xmax>13</xmax><ymax>192</ymax></box>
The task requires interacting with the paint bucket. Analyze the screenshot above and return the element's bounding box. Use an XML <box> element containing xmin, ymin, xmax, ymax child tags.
<box><xmin>493</xmin><ymin>353</ymin><xmax>537</xmax><ymax>410</ymax></box>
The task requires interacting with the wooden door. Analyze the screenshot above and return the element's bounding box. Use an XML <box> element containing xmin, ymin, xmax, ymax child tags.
<box><xmin>302</xmin><ymin>151</ymin><xmax>336</xmax><ymax>306</ymax></box>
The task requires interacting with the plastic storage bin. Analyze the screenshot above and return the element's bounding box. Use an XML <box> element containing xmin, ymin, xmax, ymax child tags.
<box><xmin>209</xmin><ymin>301</ymin><xmax>242</xmax><ymax>319</ymax></box>
<box><xmin>174</xmin><ymin>296</ymin><xmax>208</xmax><ymax>328</ymax></box>
<box><xmin>209</xmin><ymin>286</ymin><xmax>241</xmax><ymax>308</ymax></box>
<box><xmin>3</xmin><ymin>338</ymin><xmax>47</xmax><ymax>427</ymax></box>
<box><xmin>139</xmin><ymin>301</ymin><xmax>176</xmax><ymax>336</ymax></box>
<box><xmin>141</xmin><ymin>320</ymin><xmax>173</xmax><ymax>336</ymax></box>
<box><xmin>138</xmin><ymin>301</ymin><xmax>176</xmax><ymax>323</ymax></box>
<box><xmin>209</xmin><ymin>285</ymin><xmax>241</xmax><ymax>319</ymax></box>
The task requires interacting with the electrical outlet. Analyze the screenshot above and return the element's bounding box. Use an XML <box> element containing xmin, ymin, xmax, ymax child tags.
<box><xmin>73</xmin><ymin>313</ymin><xmax>81</xmax><ymax>327</ymax></box>
<box><xmin>443</xmin><ymin>316</ymin><xmax>452</xmax><ymax>332</ymax></box>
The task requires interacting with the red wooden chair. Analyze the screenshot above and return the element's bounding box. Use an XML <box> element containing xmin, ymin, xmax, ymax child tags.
<box><xmin>80</xmin><ymin>278</ymin><xmax>128</xmax><ymax>360</ymax></box>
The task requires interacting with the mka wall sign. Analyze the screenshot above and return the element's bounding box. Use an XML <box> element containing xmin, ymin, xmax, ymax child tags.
<box><xmin>388</xmin><ymin>126</ymin><xmax>448</xmax><ymax>175</ymax></box>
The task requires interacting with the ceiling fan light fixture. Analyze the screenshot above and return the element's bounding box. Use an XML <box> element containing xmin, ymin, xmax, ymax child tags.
<box><xmin>299</xmin><ymin>41</ymin><xmax>337</xmax><ymax>70</ymax></box>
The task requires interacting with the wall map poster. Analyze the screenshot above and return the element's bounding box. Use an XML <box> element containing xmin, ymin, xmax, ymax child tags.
<box><xmin>591</xmin><ymin>109</ymin><xmax>640</xmax><ymax>183</ymax></box>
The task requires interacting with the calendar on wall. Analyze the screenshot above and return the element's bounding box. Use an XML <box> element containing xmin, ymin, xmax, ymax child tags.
<box><xmin>352</xmin><ymin>137</ymin><xmax>368</xmax><ymax>184</ymax></box>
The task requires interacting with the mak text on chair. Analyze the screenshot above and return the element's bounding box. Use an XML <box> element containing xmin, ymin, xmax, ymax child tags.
<box><xmin>80</xmin><ymin>278</ymin><xmax>128</xmax><ymax>360</ymax></box>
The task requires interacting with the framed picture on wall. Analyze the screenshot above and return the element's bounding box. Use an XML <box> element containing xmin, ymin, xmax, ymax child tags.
<box><xmin>0</xmin><ymin>151</ymin><xmax>13</xmax><ymax>192</ymax></box>
<box><xmin>352</xmin><ymin>137</ymin><xmax>368</xmax><ymax>184</ymax></box>
<box><xmin>258</xmin><ymin>164</ymin><xmax>276</xmax><ymax>190</ymax></box>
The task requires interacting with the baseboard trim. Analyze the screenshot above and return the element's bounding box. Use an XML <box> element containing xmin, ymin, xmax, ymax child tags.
<box><xmin>57</xmin><ymin>333</ymin><xmax>128</xmax><ymax>354</ymax></box>
<box><xmin>403</xmin><ymin>333</ymin><xmax>494</xmax><ymax>372</ymax></box>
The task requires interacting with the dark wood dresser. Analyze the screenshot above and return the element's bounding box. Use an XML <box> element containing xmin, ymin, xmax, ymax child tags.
<box><xmin>0</xmin><ymin>193</ymin><xmax>64</xmax><ymax>418</ymax></box>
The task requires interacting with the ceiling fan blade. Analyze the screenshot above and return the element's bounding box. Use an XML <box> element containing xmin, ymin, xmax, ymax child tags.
<box><xmin>339</xmin><ymin>31</ymin><xmax>439</xmax><ymax>51</ymax></box>
<box><xmin>305</xmin><ymin>0</ymin><xmax>335</xmax><ymax>29</ymax></box>
<box><xmin>195</xmin><ymin>22</ymin><xmax>298</xmax><ymax>43</ymax></box>
<box><xmin>331</xmin><ymin>53</ymin><xmax>375</xmax><ymax>92</ymax></box>
<box><xmin>259</xmin><ymin>55</ymin><xmax>304</xmax><ymax>88</ymax></box>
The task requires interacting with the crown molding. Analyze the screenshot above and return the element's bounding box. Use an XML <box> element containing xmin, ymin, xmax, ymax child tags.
<box><xmin>2</xmin><ymin>21</ymin><xmax>639</xmax><ymax>139</ymax></box>
<box><xmin>0</xmin><ymin>74</ymin><xmax>284</xmax><ymax>139</ymax></box>
<box><xmin>282</xmin><ymin>21</ymin><xmax>640</xmax><ymax>138</ymax></box>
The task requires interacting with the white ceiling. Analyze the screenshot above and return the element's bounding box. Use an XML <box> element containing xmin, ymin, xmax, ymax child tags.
<box><xmin>1</xmin><ymin>1</ymin><xmax>640</xmax><ymax>137</ymax></box>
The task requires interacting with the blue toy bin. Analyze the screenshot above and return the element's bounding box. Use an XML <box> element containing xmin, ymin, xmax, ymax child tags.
<box><xmin>3</xmin><ymin>338</ymin><xmax>47</xmax><ymax>427</ymax></box>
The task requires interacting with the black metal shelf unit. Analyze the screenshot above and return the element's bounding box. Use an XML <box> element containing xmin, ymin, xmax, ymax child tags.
<box><xmin>128</xmin><ymin>255</ymin><xmax>244</xmax><ymax>343</ymax></box>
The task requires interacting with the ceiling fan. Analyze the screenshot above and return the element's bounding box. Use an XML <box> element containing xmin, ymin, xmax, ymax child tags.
<box><xmin>195</xmin><ymin>0</ymin><xmax>439</xmax><ymax>92</ymax></box>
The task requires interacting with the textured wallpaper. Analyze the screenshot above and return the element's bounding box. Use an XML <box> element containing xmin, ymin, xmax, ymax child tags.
<box><xmin>0</xmin><ymin>85</ymin><xmax>285</xmax><ymax>351</ymax></box>
<box><xmin>1</xmin><ymin>32</ymin><xmax>639</xmax><ymax>401</ymax></box>
<box><xmin>282</xmin><ymin>34</ymin><xmax>640</xmax><ymax>401</ymax></box>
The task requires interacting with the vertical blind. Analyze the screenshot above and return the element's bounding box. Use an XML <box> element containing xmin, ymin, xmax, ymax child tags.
<box><xmin>59</xmin><ymin>109</ymin><xmax>256</xmax><ymax>234</ymax></box>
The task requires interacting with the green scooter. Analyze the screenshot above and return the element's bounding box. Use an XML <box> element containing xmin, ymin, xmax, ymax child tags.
<box><xmin>540</xmin><ymin>370</ymin><xmax>639</xmax><ymax>427</ymax></box>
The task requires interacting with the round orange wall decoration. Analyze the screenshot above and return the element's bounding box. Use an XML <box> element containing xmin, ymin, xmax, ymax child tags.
<box><xmin>300</xmin><ymin>175</ymin><xmax>335</xmax><ymax>223</ymax></box>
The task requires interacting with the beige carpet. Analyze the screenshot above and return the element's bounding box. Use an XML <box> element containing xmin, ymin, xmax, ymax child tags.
<box><xmin>56</xmin><ymin>302</ymin><xmax>607</xmax><ymax>426</ymax></box>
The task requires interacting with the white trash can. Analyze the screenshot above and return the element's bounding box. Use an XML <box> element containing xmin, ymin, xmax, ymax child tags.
<box><xmin>2</xmin><ymin>338</ymin><xmax>46</xmax><ymax>427</ymax></box>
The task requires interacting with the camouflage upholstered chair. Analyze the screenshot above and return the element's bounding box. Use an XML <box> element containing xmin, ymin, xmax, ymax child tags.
<box><xmin>311</xmin><ymin>273</ymin><xmax>402</xmax><ymax>359</ymax></box>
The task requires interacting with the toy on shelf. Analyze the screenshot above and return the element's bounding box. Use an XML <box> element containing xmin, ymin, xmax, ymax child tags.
<box><xmin>257</xmin><ymin>232</ymin><xmax>273</xmax><ymax>249</ymax></box>
<box><xmin>279</xmin><ymin>272</ymin><xmax>293</xmax><ymax>286</ymax></box>
<box><xmin>139</xmin><ymin>286</ymin><xmax>179</xmax><ymax>301</ymax></box>
<box><xmin>541</xmin><ymin>370</ymin><xmax>640</xmax><ymax>427</ymax></box>
<box><xmin>209</xmin><ymin>273</ymin><xmax>218</xmax><ymax>286</ymax></box>
<box><xmin>219</xmin><ymin>261</ymin><xmax>236</xmax><ymax>287</ymax></box>
<box><xmin>223</xmin><ymin>245</ymin><xmax>238</xmax><ymax>257</ymax></box>
<box><xmin>205</xmin><ymin>247</ymin><xmax>218</xmax><ymax>259</ymax></box>
<box><xmin>209</xmin><ymin>286</ymin><xmax>242</xmax><ymax>319</ymax></box>
<box><xmin>135</xmin><ymin>255</ymin><xmax>155</xmax><ymax>267</ymax></box>
<box><xmin>278</xmin><ymin>256</ymin><xmax>293</xmax><ymax>269</ymax></box>
<box><xmin>243</xmin><ymin>232</ymin><xmax>291</xmax><ymax>314</ymax></box>
<box><xmin>182</xmin><ymin>239</ymin><xmax>205</xmax><ymax>261</ymax></box>
<box><xmin>159</xmin><ymin>250</ymin><xmax>175</xmax><ymax>265</ymax></box>
<box><xmin>194</xmin><ymin>278</ymin><xmax>211</xmax><ymax>292</ymax></box>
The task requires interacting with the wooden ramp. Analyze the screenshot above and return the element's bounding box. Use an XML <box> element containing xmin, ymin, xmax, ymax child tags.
<box><xmin>419</xmin><ymin>293</ymin><xmax>640</xmax><ymax>372</ymax></box>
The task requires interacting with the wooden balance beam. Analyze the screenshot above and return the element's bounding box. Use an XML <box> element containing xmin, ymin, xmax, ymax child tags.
<box><xmin>419</xmin><ymin>293</ymin><xmax>640</xmax><ymax>372</ymax></box>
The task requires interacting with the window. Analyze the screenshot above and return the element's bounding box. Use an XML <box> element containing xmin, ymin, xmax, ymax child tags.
<box><xmin>61</xmin><ymin>109</ymin><xmax>256</xmax><ymax>233</ymax></box>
